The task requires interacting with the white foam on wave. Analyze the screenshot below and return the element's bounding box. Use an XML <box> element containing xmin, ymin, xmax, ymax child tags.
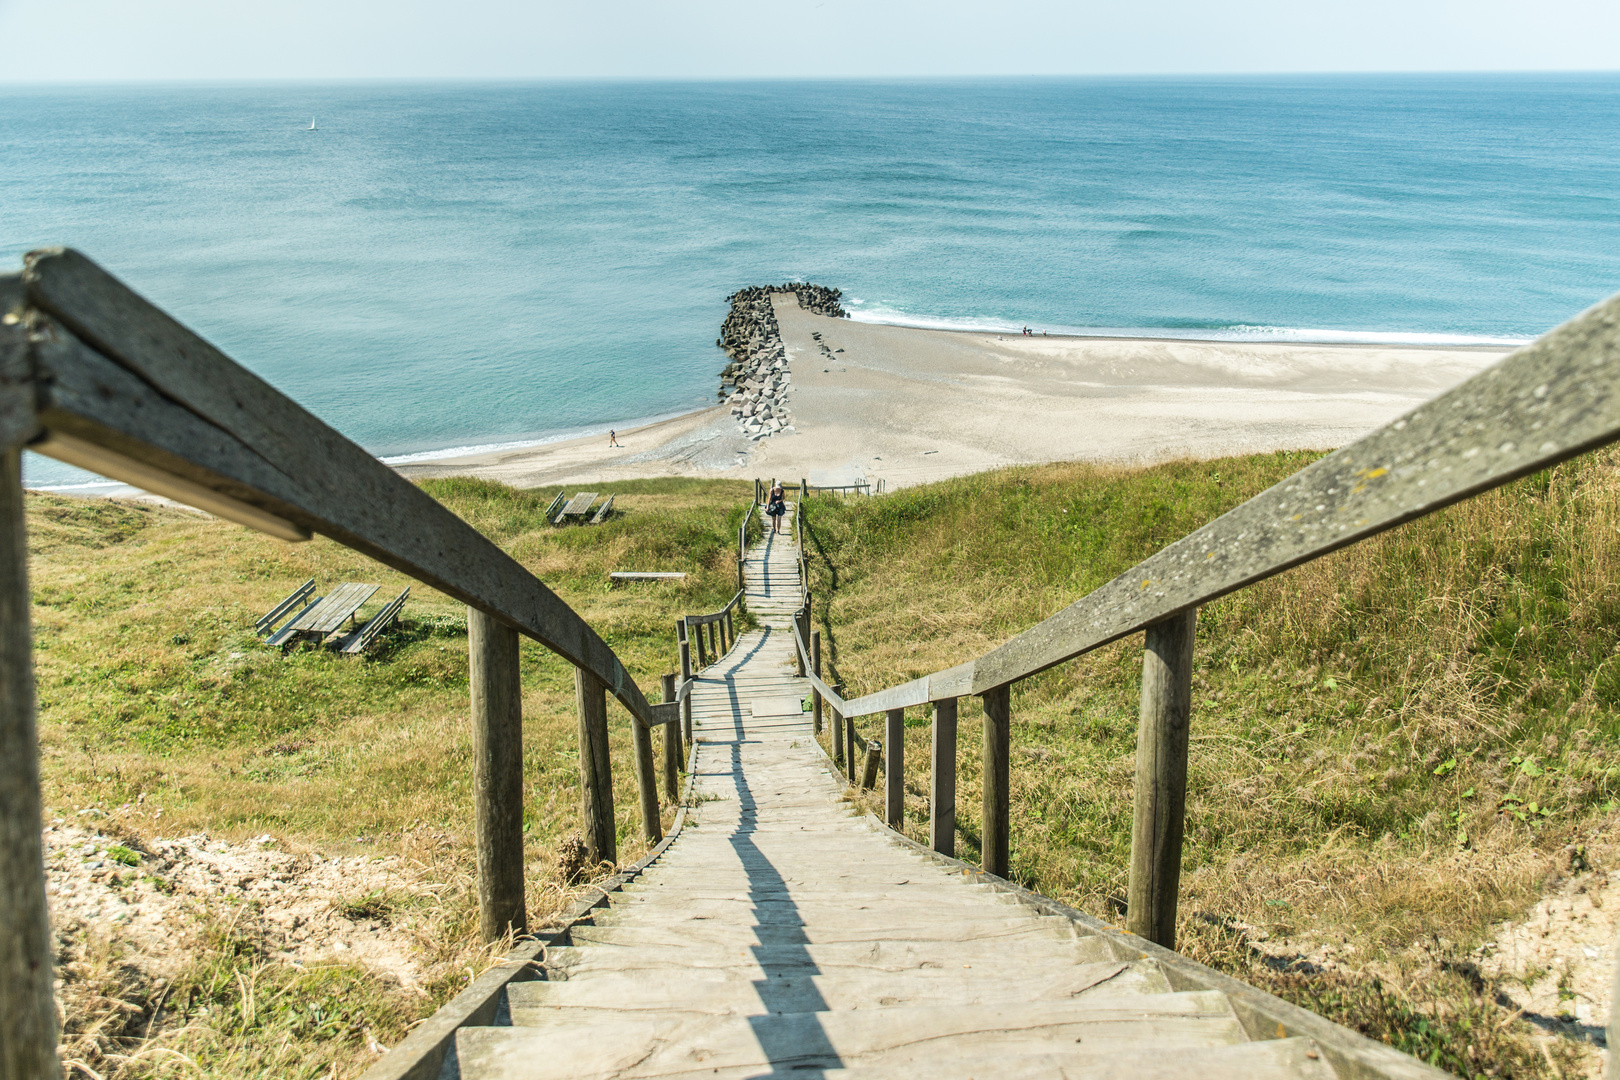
<box><xmin>844</xmin><ymin>303</ymin><xmax>1531</xmax><ymax>347</ymax></box>
<box><xmin>378</xmin><ymin>406</ymin><xmax>708</xmax><ymax>466</ymax></box>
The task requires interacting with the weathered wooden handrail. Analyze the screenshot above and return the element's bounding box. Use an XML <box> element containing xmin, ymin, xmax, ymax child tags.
<box><xmin>680</xmin><ymin>588</ymin><xmax>744</xmax><ymax>672</ymax></box>
<box><xmin>0</xmin><ymin>250</ymin><xmax>691</xmax><ymax>1069</ymax></box>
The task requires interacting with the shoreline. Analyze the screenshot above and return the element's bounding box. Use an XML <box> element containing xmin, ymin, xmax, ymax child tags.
<box><xmin>393</xmin><ymin>300</ymin><xmax>1515</xmax><ymax>492</ymax></box>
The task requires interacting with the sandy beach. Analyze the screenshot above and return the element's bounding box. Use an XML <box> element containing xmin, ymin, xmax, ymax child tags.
<box><xmin>396</xmin><ymin>295</ymin><xmax>1512</xmax><ymax>491</ymax></box>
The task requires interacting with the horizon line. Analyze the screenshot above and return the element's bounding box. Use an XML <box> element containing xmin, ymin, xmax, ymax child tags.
<box><xmin>5</xmin><ymin>69</ymin><xmax>1620</xmax><ymax>89</ymax></box>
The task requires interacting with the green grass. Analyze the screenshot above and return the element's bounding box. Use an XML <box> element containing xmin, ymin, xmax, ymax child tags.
<box><xmin>31</xmin><ymin>476</ymin><xmax>751</xmax><ymax>1078</ymax></box>
<box><xmin>804</xmin><ymin>451</ymin><xmax>1620</xmax><ymax>1077</ymax></box>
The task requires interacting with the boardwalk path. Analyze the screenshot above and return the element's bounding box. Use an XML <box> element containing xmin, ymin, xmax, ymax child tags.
<box><xmin>454</xmin><ymin>504</ymin><xmax>1337</xmax><ymax>1078</ymax></box>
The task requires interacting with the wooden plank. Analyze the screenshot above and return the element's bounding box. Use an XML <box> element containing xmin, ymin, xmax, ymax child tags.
<box><xmin>256</xmin><ymin>577</ymin><xmax>315</xmax><ymax>633</ymax></box>
<box><xmin>589</xmin><ymin>493</ymin><xmax>615</xmax><ymax>524</ymax></box>
<box><xmin>1127</xmin><ymin>611</ymin><xmax>1197</xmax><ymax>950</ymax></box>
<box><xmin>0</xmin><ymin>448</ymin><xmax>58</xmax><ymax>1076</ymax></box>
<box><xmin>543</xmin><ymin>492</ymin><xmax>565</xmax><ymax>520</ymax></box>
<box><xmin>18</xmin><ymin>251</ymin><xmax>659</xmax><ymax>729</ymax></box>
<box><xmin>560</xmin><ymin>492</ymin><xmax>598</xmax><ymax>516</ymax></box>
<box><xmin>610</xmin><ymin>572</ymin><xmax>686</xmax><ymax>582</ymax></box>
<box><xmin>470</xmin><ymin>609</ymin><xmax>526</xmax><ymax>942</ymax></box>
<box><xmin>296</xmin><ymin>581</ymin><xmax>379</xmax><ymax>635</ymax></box>
<box><xmin>264</xmin><ymin>596</ymin><xmax>324</xmax><ymax>647</ymax></box>
<box><xmin>339</xmin><ymin>587</ymin><xmax>410</xmax><ymax>654</ymax></box>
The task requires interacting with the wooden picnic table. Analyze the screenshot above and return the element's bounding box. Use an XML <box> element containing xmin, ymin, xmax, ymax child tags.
<box><xmin>266</xmin><ymin>582</ymin><xmax>378</xmax><ymax>646</ymax></box>
<box><xmin>554</xmin><ymin>491</ymin><xmax>598</xmax><ymax>524</ymax></box>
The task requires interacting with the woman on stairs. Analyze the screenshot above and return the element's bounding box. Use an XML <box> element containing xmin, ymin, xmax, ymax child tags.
<box><xmin>766</xmin><ymin>482</ymin><xmax>787</xmax><ymax>533</ymax></box>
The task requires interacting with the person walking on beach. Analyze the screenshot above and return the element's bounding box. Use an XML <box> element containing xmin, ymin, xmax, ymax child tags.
<box><xmin>766</xmin><ymin>482</ymin><xmax>787</xmax><ymax>534</ymax></box>
<box><xmin>608</xmin><ymin>430</ymin><xmax>620</xmax><ymax>447</ymax></box>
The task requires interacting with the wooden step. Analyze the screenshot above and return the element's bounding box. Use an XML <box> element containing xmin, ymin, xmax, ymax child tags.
<box><xmin>506</xmin><ymin>959</ymin><xmax>1170</xmax><ymax>1018</ymax></box>
<box><xmin>455</xmin><ymin>993</ymin><xmax>1248</xmax><ymax>1079</ymax></box>
<box><xmin>542</xmin><ymin>935</ymin><xmax>1119</xmax><ymax>979</ymax></box>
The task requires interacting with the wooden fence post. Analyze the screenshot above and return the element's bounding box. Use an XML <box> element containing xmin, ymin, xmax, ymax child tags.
<box><xmin>661</xmin><ymin>674</ymin><xmax>681</xmax><ymax>802</ymax></box>
<box><xmin>694</xmin><ymin>619</ymin><xmax>707</xmax><ymax>669</ymax></box>
<box><xmin>631</xmin><ymin>714</ymin><xmax>661</xmax><ymax>844</ymax></box>
<box><xmin>832</xmin><ymin>696</ymin><xmax>845</xmax><ymax>768</ymax></box>
<box><xmin>678</xmin><ymin>626</ymin><xmax>693</xmax><ymax>745</ymax></box>
<box><xmin>0</xmin><ymin>448</ymin><xmax>59</xmax><ymax>1077</ymax></box>
<box><xmin>846</xmin><ymin>713</ymin><xmax>858</xmax><ymax>782</ymax></box>
<box><xmin>981</xmin><ymin>683</ymin><xmax>1011</xmax><ymax>878</ymax></box>
<box><xmin>931</xmin><ymin>698</ymin><xmax>958</xmax><ymax>857</ymax></box>
<box><xmin>862</xmin><ymin>739</ymin><xmax>883</xmax><ymax>791</ymax></box>
<box><xmin>574</xmin><ymin>667</ymin><xmax>617</xmax><ymax>867</ymax></box>
<box><xmin>885</xmin><ymin>709</ymin><xmax>905</xmax><ymax>829</ymax></box>
<box><xmin>811</xmin><ymin>629</ymin><xmax>823</xmax><ymax>735</ymax></box>
<box><xmin>469</xmin><ymin>607</ymin><xmax>526</xmax><ymax>942</ymax></box>
<box><xmin>1127</xmin><ymin>609</ymin><xmax>1197</xmax><ymax>950</ymax></box>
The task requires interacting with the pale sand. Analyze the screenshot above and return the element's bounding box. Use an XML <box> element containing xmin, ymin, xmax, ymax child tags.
<box><xmin>395</xmin><ymin>296</ymin><xmax>1512</xmax><ymax>491</ymax></box>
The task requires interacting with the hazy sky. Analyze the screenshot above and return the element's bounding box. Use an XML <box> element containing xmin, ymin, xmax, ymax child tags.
<box><xmin>1</xmin><ymin>0</ymin><xmax>1615</xmax><ymax>82</ymax></box>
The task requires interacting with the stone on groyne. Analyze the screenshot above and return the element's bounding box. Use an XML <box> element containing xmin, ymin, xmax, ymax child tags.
<box><xmin>716</xmin><ymin>283</ymin><xmax>847</xmax><ymax>441</ymax></box>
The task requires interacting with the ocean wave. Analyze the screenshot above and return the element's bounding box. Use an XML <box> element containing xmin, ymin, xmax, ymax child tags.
<box><xmin>843</xmin><ymin>304</ymin><xmax>1532</xmax><ymax>347</ymax></box>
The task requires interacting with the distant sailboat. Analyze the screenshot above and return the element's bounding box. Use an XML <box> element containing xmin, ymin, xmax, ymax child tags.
<box><xmin>308</xmin><ymin>118</ymin><xmax>317</xmax><ymax>131</ymax></box>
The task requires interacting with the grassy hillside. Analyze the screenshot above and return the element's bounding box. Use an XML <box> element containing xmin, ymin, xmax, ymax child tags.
<box><xmin>28</xmin><ymin>476</ymin><xmax>751</xmax><ymax>1078</ymax></box>
<box><xmin>803</xmin><ymin>450</ymin><xmax>1620</xmax><ymax>1078</ymax></box>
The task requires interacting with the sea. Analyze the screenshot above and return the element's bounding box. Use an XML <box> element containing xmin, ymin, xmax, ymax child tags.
<box><xmin>4</xmin><ymin>75</ymin><xmax>1620</xmax><ymax>489</ymax></box>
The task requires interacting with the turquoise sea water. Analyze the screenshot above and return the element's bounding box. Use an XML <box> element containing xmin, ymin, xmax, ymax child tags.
<box><xmin>4</xmin><ymin>76</ymin><xmax>1620</xmax><ymax>487</ymax></box>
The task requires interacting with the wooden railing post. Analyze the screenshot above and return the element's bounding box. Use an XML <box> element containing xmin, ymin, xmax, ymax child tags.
<box><xmin>466</xmin><ymin>612</ymin><xmax>528</xmax><ymax>939</ymax></box>
<box><xmin>661</xmin><ymin>673</ymin><xmax>681</xmax><ymax>803</ymax></box>
<box><xmin>811</xmin><ymin>629</ymin><xmax>823</xmax><ymax>735</ymax></box>
<box><xmin>694</xmin><ymin>619</ymin><xmax>708</xmax><ymax>669</ymax></box>
<box><xmin>931</xmin><ymin>698</ymin><xmax>958</xmax><ymax>856</ymax></box>
<box><xmin>0</xmin><ymin>448</ymin><xmax>59</xmax><ymax>1076</ymax></box>
<box><xmin>1127</xmin><ymin>609</ymin><xmax>1197</xmax><ymax>950</ymax></box>
<box><xmin>468</xmin><ymin>607</ymin><xmax>527</xmax><ymax>941</ymax></box>
<box><xmin>981</xmin><ymin>684</ymin><xmax>1011</xmax><ymax>878</ymax></box>
<box><xmin>631</xmin><ymin>714</ymin><xmax>661</xmax><ymax>844</ymax></box>
<box><xmin>575</xmin><ymin>667</ymin><xmax>617</xmax><ymax>867</ymax></box>
<box><xmin>885</xmin><ymin>708</ymin><xmax>905</xmax><ymax>829</ymax></box>
<box><xmin>862</xmin><ymin>739</ymin><xmax>883</xmax><ymax>791</ymax></box>
<box><xmin>678</xmin><ymin>624</ymin><xmax>693</xmax><ymax>744</ymax></box>
<box><xmin>846</xmin><ymin>711</ymin><xmax>858</xmax><ymax>783</ymax></box>
<box><xmin>831</xmin><ymin>693</ymin><xmax>845</xmax><ymax>768</ymax></box>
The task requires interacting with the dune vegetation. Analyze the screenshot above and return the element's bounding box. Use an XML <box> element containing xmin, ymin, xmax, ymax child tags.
<box><xmin>28</xmin><ymin>476</ymin><xmax>749</xmax><ymax>1079</ymax></box>
<box><xmin>803</xmin><ymin>449</ymin><xmax>1620</xmax><ymax>1079</ymax></box>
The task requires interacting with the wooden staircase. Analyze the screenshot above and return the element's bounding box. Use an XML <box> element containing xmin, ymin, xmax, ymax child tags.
<box><xmin>441</xmin><ymin>504</ymin><xmax>1346</xmax><ymax>1079</ymax></box>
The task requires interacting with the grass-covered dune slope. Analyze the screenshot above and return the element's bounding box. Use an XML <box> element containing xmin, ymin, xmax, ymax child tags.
<box><xmin>805</xmin><ymin>450</ymin><xmax>1620</xmax><ymax>1079</ymax></box>
<box><xmin>30</xmin><ymin>476</ymin><xmax>750</xmax><ymax>1079</ymax></box>
<box><xmin>34</xmin><ymin>454</ymin><xmax>1620</xmax><ymax>1078</ymax></box>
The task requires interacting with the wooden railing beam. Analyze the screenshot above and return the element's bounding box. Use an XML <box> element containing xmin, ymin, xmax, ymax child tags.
<box><xmin>1126</xmin><ymin>610</ymin><xmax>1197</xmax><ymax>950</ymax></box>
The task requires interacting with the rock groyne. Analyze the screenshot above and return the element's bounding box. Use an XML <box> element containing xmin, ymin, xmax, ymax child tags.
<box><xmin>717</xmin><ymin>284</ymin><xmax>846</xmax><ymax>440</ymax></box>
